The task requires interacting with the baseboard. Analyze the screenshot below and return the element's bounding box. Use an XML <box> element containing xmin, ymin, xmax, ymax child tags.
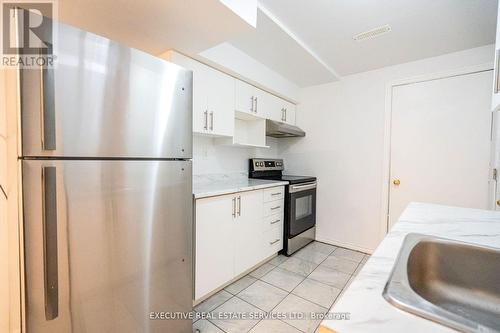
<box><xmin>315</xmin><ymin>235</ymin><xmax>375</xmax><ymax>254</ymax></box>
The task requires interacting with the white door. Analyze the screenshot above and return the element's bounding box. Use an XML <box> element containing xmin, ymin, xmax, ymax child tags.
<box><xmin>389</xmin><ymin>70</ymin><xmax>493</xmax><ymax>228</ymax></box>
<box><xmin>195</xmin><ymin>194</ymin><xmax>235</xmax><ymax>299</ymax></box>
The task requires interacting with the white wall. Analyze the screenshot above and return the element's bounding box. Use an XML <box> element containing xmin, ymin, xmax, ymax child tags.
<box><xmin>193</xmin><ymin>136</ymin><xmax>279</xmax><ymax>175</ymax></box>
<box><xmin>279</xmin><ymin>44</ymin><xmax>495</xmax><ymax>253</ymax></box>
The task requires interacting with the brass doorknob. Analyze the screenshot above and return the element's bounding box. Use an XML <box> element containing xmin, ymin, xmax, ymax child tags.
<box><xmin>496</xmin><ymin>199</ymin><xmax>500</xmax><ymax>207</ymax></box>
<box><xmin>393</xmin><ymin>179</ymin><xmax>401</xmax><ymax>186</ymax></box>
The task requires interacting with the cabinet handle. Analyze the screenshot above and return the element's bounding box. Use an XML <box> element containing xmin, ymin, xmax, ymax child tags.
<box><xmin>270</xmin><ymin>219</ymin><xmax>280</xmax><ymax>225</ymax></box>
<box><xmin>251</xmin><ymin>96</ymin><xmax>255</xmax><ymax>113</ymax></box>
<box><xmin>237</xmin><ymin>196</ymin><xmax>241</xmax><ymax>216</ymax></box>
<box><xmin>255</xmin><ymin>97</ymin><xmax>258</xmax><ymax>113</ymax></box>
<box><xmin>270</xmin><ymin>205</ymin><xmax>281</xmax><ymax>210</ymax></box>
<box><xmin>209</xmin><ymin>111</ymin><xmax>214</xmax><ymax>131</ymax></box>
<box><xmin>270</xmin><ymin>192</ymin><xmax>281</xmax><ymax>196</ymax></box>
<box><xmin>270</xmin><ymin>239</ymin><xmax>280</xmax><ymax>245</ymax></box>
<box><xmin>284</xmin><ymin>108</ymin><xmax>287</xmax><ymax>122</ymax></box>
<box><xmin>232</xmin><ymin>197</ymin><xmax>236</xmax><ymax>218</ymax></box>
<box><xmin>203</xmin><ymin>110</ymin><xmax>208</xmax><ymax>130</ymax></box>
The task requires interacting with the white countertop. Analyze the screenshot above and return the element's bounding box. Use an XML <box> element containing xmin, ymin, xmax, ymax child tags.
<box><xmin>193</xmin><ymin>173</ymin><xmax>288</xmax><ymax>199</ymax></box>
<box><xmin>320</xmin><ymin>202</ymin><xmax>500</xmax><ymax>333</ymax></box>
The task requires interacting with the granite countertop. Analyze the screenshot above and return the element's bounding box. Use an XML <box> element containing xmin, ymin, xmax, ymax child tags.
<box><xmin>193</xmin><ymin>173</ymin><xmax>288</xmax><ymax>199</ymax></box>
<box><xmin>320</xmin><ymin>202</ymin><xmax>500</xmax><ymax>333</ymax></box>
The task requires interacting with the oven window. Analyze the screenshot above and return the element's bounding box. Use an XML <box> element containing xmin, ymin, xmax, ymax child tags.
<box><xmin>295</xmin><ymin>195</ymin><xmax>313</xmax><ymax>219</ymax></box>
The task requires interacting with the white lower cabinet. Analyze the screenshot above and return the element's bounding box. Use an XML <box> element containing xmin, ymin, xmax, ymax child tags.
<box><xmin>195</xmin><ymin>186</ymin><xmax>284</xmax><ymax>301</ymax></box>
<box><xmin>195</xmin><ymin>193</ymin><xmax>235</xmax><ymax>300</ymax></box>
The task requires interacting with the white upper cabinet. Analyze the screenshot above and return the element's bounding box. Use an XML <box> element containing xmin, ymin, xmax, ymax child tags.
<box><xmin>235</xmin><ymin>80</ymin><xmax>265</xmax><ymax>117</ymax></box>
<box><xmin>235</xmin><ymin>78</ymin><xmax>297</xmax><ymax>125</ymax></box>
<box><xmin>163</xmin><ymin>51</ymin><xmax>234</xmax><ymax>137</ymax></box>
<box><xmin>282</xmin><ymin>101</ymin><xmax>296</xmax><ymax>125</ymax></box>
<box><xmin>492</xmin><ymin>4</ymin><xmax>500</xmax><ymax>111</ymax></box>
<box><xmin>261</xmin><ymin>93</ymin><xmax>282</xmax><ymax>122</ymax></box>
<box><xmin>263</xmin><ymin>93</ymin><xmax>296</xmax><ymax>125</ymax></box>
<box><xmin>164</xmin><ymin>51</ymin><xmax>298</xmax><ymax>139</ymax></box>
<box><xmin>207</xmin><ymin>68</ymin><xmax>235</xmax><ymax>136</ymax></box>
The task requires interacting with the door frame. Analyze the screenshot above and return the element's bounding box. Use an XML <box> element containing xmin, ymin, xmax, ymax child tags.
<box><xmin>379</xmin><ymin>62</ymin><xmax>494</xmax><ymax>241</ymax></box>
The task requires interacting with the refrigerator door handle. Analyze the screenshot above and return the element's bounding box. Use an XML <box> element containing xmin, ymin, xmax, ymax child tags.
<box><xmin>40</xmin><ymin>53</ymin><xmax>56</xmax><ymax>151</ymax></box>
<box><xmin>42</xmin><ymin>166</ymin><xmax>59</xmax><ymax>320</ymax></box>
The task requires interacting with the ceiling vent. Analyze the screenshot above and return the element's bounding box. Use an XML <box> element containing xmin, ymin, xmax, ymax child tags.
<box><xmin>353</xmin><ymin>24</ymin><xmax>391</xmax><ymax>41</ymax></box>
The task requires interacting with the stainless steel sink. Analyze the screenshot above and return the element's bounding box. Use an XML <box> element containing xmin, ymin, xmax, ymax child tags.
<box><xmin>383</xmin><ymin>233</ymin><xmax>500</xmax><ymax>333</ymax></box>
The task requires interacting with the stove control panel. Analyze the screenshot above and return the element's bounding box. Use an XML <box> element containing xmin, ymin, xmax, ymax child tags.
<box><xmin>250</xmin><ymin>158</ymin><xmax>284</xmax><ymax>171</ymax></box>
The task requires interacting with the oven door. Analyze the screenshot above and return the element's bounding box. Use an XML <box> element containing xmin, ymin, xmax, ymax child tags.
<box><xmin>288</xmin><ymin>182</ymin><xmax>316</xmax><ymax>237</ymax></box>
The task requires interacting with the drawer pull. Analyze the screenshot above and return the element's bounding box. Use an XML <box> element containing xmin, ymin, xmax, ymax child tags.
<box><xmin>270</xmin><ymin>192</ymin><xmax>281</xmax><ymax>196</ymax></box>
<box><xmin>270</xmin><ymin>206</ymin><xmax>281</xmax><ymax>210</ymax></box>
<box><xmin>270</xmin><ymin>219</ymin><xmax>280</xmax><ymax>225</ymax></box>
<box><xmin>270</xmin><ymin>239</ymin><xmax>280</xmax><ymax>245</ymax></box>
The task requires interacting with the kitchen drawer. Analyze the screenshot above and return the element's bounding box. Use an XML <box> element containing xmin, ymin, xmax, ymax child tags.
<box><xmin>263</xmin><ymin>186</ymin><xmax>284</xmax><ymax>202</ymax></box>
<box><xmin>263</xmin><ymin>224</ymin><xmax>283</xmax><ymax>256</ymax></box>
<box><xmin>264</xmin><ymin>213</ymin><xmax>283</xmax><ymax>231</ymax></box>
<box><xmin>263</xmin><ymin>200</ymin><xmax>284</xmax><ymax>217</ymax></box>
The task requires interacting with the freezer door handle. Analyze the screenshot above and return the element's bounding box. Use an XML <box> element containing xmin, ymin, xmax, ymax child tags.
<box><xmin>42</xmin><ymin>166</ymin><xmax>58</xmax><ymax>320</ymax></box>
<box><xmin>40</xmin><ymin>48</ymin><xmax>56</xmax><ymax>151</ymax></box>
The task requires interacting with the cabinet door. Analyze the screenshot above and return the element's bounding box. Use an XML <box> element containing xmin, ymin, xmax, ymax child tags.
<box><xmin>253</xmin><ymin>87</ymin><xmax>267</xmax><ymax>118</ymax></box>
<box><xmin>195</xmin><ymin>194</ymin><xmax>235</xmax><ymax>299</ymax></box>
<box><xmin>169</xmin><ymin>55</ymin><xmax>209</xmax><ymax>134</ymax></box>
<box><xmin>192</xmin><ymin>62</ymin><xmax>211</xmax><ymax>134</ymax></box>
<box><xmin>233</xmin><ymin>190</ymin><xmax>264</xmax><ymax>275</ymax></box>
<box><xmin>284</xmin><ymin>102</ymin><xmax>296</xmax><ymax>125</ymax></box>
<box><xmin>235</xmin><ymin>80</ymin><xmax>256</xmax><ymax>115</ymax></box>
<box><xmin>207</xmin><ymin>68</ymin><xmax>234</xmax><ymax>137</ymax></box>
<box><xmin>262</xmin><ymin>93</ymin><xmax>283</xmax><ymax>122</ymax></box>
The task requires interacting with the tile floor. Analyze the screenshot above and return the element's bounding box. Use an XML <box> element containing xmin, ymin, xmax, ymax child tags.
<box><xmin>193</xmin><ymin>241</ymin><xmax>369</xmax><ymax>333</ymax></box>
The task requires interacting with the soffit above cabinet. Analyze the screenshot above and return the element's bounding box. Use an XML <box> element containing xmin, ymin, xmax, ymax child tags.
<box><xmin>228</xmin><ymin>8</ymin><xmax>339</xmax><ymax>87</ymax></box>
<box><xmin>57</xmin><ymin>0</ymin><xmax>257</xmax><ymax>55</ymax></box>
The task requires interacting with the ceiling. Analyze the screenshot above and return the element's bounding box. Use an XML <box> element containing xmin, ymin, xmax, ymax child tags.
<box><xmin>54</xmin><ymin>0</ymin><xmax>498</xmax><ymax>87</ymax></box>
<box><xmin>57</xmin><ymin>0</ymin><xmax>254</xmax><ymax>55</ymax></box>
<box><xmin>253</xmin><ymin>0</ymin><xmax>497</xmax><ymax>78</ymax></box>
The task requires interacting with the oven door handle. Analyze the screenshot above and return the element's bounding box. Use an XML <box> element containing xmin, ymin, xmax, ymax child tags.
<box><xmin>289</xmin><ymin>182</ymin><xmax>317</xmax><ymax>193</ymax></box>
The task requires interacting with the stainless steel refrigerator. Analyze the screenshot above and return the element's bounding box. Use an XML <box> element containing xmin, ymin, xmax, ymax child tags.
<box><xmin>20</xmin><ymin>20</ymin><xmax>193</xmax><ymax>332</ymax></box>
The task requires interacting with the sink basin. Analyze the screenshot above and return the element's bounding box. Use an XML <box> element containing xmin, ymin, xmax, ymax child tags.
<box><xmin>383</xmin><ymin>233</ymin><xmax>500</xmax><ymax>333</ymax></box>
